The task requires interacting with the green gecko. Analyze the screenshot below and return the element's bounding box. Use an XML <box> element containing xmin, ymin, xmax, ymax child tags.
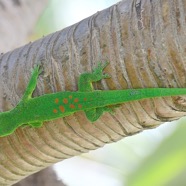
<box><xmin>0</xmin><ymin>62</ymin><xmax>186</xmax><ymax>137</ymax></box>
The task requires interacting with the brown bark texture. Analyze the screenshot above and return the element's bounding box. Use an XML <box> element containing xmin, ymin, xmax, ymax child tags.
<box><xmin>0</xmin><ymin>0</ymin><xmax>186</xmax><ymax>185</ymax></box>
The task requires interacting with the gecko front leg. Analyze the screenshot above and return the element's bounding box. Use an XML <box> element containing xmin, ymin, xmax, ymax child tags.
<box><xmin>21</xmin><ymin>64</ymin><xmax>43</xmax><ymax>128</ymax></box>
<box><xmin>22</xmin><ymin>64</ymin><xmax>42</xmax><ymax>101</ymax></box>
<box><xmin>0</xmin><ymin>64</ymin><xmax>42</xmax><ymax>136</ymax></box>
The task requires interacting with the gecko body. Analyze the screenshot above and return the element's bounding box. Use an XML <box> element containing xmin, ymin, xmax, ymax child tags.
<box><xmin>0</xmin><ymin>62</ymin><xmax>186</xmax><ymax>137</ymax></box>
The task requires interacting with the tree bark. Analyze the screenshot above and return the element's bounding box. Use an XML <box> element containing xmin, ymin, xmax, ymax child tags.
<box><xmin>1</xmin><ymin>0</ymin><xmax>186</xmax><ymax>185</ymax></box>
<box><xmin>13</xmin><ymin>167</ymin><xmax>66</xmax><ymax>186</ymax></box>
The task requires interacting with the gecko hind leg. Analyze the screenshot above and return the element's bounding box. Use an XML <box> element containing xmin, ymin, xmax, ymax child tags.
<box><xmin>85</xmin><ymin>105</ymin><xmax>120</xmax><ymax>122</ymax></box>
<box><xmin>85</xmin><ymin>108</ymin><xmax>107</xmax><ymax>122</ymax></box>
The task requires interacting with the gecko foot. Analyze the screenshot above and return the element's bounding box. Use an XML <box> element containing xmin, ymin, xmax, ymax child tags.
<box><xmin>32</xmin><ymin>64</ymin><xmax>42</xmax><ymax>76</ymax></box>
<box><xmin>92</xmin><ymin>61</ymin><xmax>111</xmax><ymax>80</ymax></box>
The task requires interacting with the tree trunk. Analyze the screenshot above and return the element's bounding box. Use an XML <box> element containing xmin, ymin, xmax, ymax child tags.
<box><xmin>0</xmin><ymin>0</ymin><xmax>186</xmax><ymax>185</ymax></box>
<box><xmin>13</xmin><ymin>167</ymin><xmax>66</xmax><ymax>186</ymax></box>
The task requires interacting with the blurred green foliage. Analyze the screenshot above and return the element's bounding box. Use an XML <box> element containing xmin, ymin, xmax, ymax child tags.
<box><xmin>127</xmin><ymin>118</ymin><xmax>186</xmax><ymax>186</ymax></box>
<box><xmin>31</xmin><ymin>0</ymin><xmax>62</xmax><ymax>40</ymax></box>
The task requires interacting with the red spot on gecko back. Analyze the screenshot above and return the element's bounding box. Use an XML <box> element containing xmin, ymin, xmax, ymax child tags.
<box><xmin>69</xmin><ymin>95</ymin><xmax>73</xmax><ymax>99</ymax></box>
<box><xmin>74</xmin><ymin>98</ymin><xmax>79</xmax><ymax>103</ymax></box>
<box><xmin>55</xmin><ymin>98</ymin><xmax>59</xmax><ymax>104</ymax></box>
<box><xmin>78</xmin><ymin>104</ymin><xmax>82</xmax><ymax>109</ymax></box>
<box><xmin>63</xmin><ymin>98</ymin><xmax>68</xmax><ymax>104</ymax></box>
<box><xmin>70</xmin><ymin>104</ymin><xmax>75</xmax><ymax>109</ymax></box>
<box><xmin>84</xmin><ymin>98</ymin><xmax>87</xmax><ymax>101</ymax></box>
<box><xmin>53</xmin><ymin>109</ymin><xmax>58</xmax><ymax>113</ymax></box>
<box><xmin>59</xmin><ymin>105</ymin><xmax>65</xmax><ymax>112</ymax></box>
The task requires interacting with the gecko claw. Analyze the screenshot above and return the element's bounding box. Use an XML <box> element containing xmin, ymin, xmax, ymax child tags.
<box><xmin>103</xmin><ymin>73</ymin><xmax>111</xmax><ymax>79</ymax></box>
<box><xmin>32</xmin><ymin>63</ymin><xmax>43</xmax><ymax>75</ymax></box>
